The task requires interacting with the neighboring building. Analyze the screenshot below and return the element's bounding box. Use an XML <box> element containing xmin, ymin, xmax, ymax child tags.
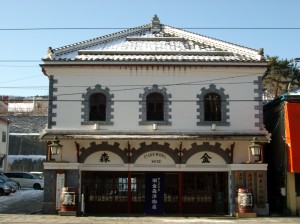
<box><xmin>264</xmin><ymin>89</ymin><xmax>300</xmax><ymax>215</ymax></box>
<box><xmin>8</xmin><ymin>96</ymin><xmax>48</xmax><ymax>114</ymax></box>
<box><xmin>40</xmin><ymin>16</ymin><xmax>270</xmax><ymax>215</ymax></box>
<box><xmin>1</xmin><ymin>115</ymin><xmax>47</xmax><ymax>172</ymax></box>
<box><xmin>0</xmin><ymin>96</ymin><xmax>8</xmax><ymax>114</ymax></box>
<box><xmin>0</xmin><ymin>116</ymin><xmax>10</xmax><ymax>172</ymax></box>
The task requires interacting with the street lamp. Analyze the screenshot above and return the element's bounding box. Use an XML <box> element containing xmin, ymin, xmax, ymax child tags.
<box><xmin>246</xmin><ymin>137</ymin><xmax>262</xmax><ymax>163</ymax></box>
<box><xmin>49</xmin><ymin>136</ymin><xmax>63</xmax><ymax>161</ymax></box>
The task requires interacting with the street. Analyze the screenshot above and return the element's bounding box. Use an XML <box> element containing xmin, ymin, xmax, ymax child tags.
<box><xmin>0</xmin><ymin>188</ymin><xmax>43</xmax><ymax>214</ymax></box>
<box><xmin>0</xmin><ymin>190</ymin><xmax>300</xmax><ymax>223</ymax></box>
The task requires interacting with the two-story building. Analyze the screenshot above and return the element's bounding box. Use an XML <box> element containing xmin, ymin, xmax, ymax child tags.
<box><xmin>40</xmin><ymin>15</ymin><xmax>270</xmax><ymax>216</ymax></box>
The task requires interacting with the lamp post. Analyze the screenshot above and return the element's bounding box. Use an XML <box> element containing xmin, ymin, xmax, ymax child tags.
<box><xmin>247</xmin><ymin>137</ymin><xmax>262</xmax><ymax>163</ymax></box>
<box><xmin>49</xmin><ymin>136</ymin><xmax>63</xmax><ymax>161</ymax></box>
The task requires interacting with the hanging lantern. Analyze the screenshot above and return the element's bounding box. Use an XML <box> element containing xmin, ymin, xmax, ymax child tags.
<box><xmin>49</xmin><ymin>136</ymin><xmax>63</xmax><ymax>155</ymax></box>
<box><xmin>249</xmin><ymin>137</ymin><xmax>261</xmax><ymax>156</ymax></box>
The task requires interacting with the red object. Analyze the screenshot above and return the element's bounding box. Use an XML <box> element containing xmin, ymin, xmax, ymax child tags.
<box><xmin>285</xmin><ymin>103</ymin><xmax>300</xmax><ymax>172</ymax></box>
<box><xmin>60</xmin><ymin>187</ymin><xmax>78</xmax><ymax>212</ymax></box>
<box><xmin>237</xmin><ymin>188</ymin><xmax>253</xmax><ymax>213</ymax></box>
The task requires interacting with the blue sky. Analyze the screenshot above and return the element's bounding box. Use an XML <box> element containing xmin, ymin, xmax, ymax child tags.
<box><xmin>0</xmin><ymin>0</ymin><xmax>299</xmax><ymax>96</ymax></box>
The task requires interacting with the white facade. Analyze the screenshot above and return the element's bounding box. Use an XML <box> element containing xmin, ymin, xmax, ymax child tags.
<box><xmin>45</xmin><ymin>66</ymin><xmax>265</xmax><ymax>132</ymax></box>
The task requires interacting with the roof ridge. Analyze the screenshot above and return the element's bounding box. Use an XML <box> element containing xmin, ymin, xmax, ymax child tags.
<box><xmin>50</xmin><ymin>23</ymin><xmax>152</xmax><ymax>57</ymax></box>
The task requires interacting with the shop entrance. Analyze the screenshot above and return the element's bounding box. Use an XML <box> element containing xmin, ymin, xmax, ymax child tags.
<box><xmin>81</xmin><ymin>171</ymin><xmax>227</xmax><ymax>214</ymax></box>
<box><xmin>182</xmin><ymin>172</ymin><xmax>228</xmax><ymax>214</ymax></box>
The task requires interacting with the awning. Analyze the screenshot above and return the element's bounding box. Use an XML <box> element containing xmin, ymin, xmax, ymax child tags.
<box><xmin>40</xmin><ymin>130</ymin><xmax>270</xmax><ymax>142</ymax></box>
<box><xmin>285</xmin><ymin>103</ymin><xmax>300</xmax><ymax>172</ymax></box>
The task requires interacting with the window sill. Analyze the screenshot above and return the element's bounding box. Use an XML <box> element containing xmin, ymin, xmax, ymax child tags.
<box><xmin>81</xmin><ymin>121</ymin><xmax>113</xmax><ymax>126</ymax></box>
<box><xmin>139</xmin><ymin>121</ymin><xmax>171</xmax><ymax>126</ymax></box>
<box><xmin>197</xmin><ymin>121</ymin><xmax>230</xmax><ymax>126</ymax></box>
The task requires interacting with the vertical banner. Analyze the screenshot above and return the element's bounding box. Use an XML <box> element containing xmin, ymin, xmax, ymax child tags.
<box><xmin>235</xmin><ymin>171</ymin><xmax>244</xmax><ymax>190</ymax></box>
<box><xmin>56</xmin><ymin>172</ymin><xmax>65</xmax><ymax>210</ymax></box>
<box><xmin>256</xmin><ymin>171</ymin><xmax>265</xmax><ymax>206</ymax></box>
<box><xmin>145</xmin><ymin>173</ymin><xmax>164</xmax><ymax>215</ymax></box>
<box><xmin>246</xmin><ymin>172</ymin><xmax>254</xmax><ymax>193</ymax></box>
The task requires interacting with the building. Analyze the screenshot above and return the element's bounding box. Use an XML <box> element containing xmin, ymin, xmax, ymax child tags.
<box><xmin>264</xmin><ymin>89</ymin><xmax>300</xmax><ymax>215</ymax></box>
<box><xmin>0</xmin><ymin>116</ymin><xmax>10</xmax><ymax>172</ymax></box>
<box><xmin>40</xmin><ymin>15</ymin><xmax>270</xmax><ymax>216</ymax></box>
<box><xmin>7</xmin><ymin>96</ymin><xmax>48</xmax><ymax>114</ymax></box>
<box><xmin>1</xmin><ymin>114</ymin><xmax>47</xmax><ymax>172</ymax></box>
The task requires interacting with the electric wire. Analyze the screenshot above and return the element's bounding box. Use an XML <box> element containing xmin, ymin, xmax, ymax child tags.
<box><xmin>0</xmin><ymin>27</ymin><xmax>300</xmax><ymax>31</ymax></box>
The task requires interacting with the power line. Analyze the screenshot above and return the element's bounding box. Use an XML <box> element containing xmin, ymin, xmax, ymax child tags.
<box><xmin>0</xmin><ymin>27</ymin><xmax>300</xmax><ymax>31</ymax></box>
<box><xmin>0</xmin><ymin>60</ymin><xmax>41</xmax><ymax>62</ymax></box>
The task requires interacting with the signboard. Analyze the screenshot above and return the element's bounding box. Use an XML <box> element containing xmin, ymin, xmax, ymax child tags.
<box><xmin>186</xmin><ymin>152</ymin><xmax>226</xmax><ymax>166</ymax></box>
<box><xmin>135</xmin><ymin>151</ymin><xmax>174</xmax><ymax>166</ymax></box>
<box><xmin>246</xmin><ymin>171</ymin><xmax>254</xmax><ymax>193</ymax></box>
<box><xmin>145</xmin><ymin>173</ymin><xmax>164</xmax><ymax>215</ymax></box>
<box><xmin>235</xmin><ymin>171</ymin><xmax>244</xmax><ymax>190</ymax></box>
<box><xmin>84</xmin><ymin>151</ymin><xmax>123</xmax><ymax>165</ymax></box>
<box><xmin>256</xmin><ymin>171</ymin><xmax>265</xmax><ymax>206</ymax></box>
<box><xmin>56</xmin><ymin>172</ymin><xmax>65</xmax><ymax>210</ymax></box>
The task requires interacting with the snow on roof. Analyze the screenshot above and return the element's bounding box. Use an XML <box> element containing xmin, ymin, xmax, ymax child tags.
<box><xmin>8</xmin><ymin>103</ymin><xmax>34</xmax><ymax>112</ymax></box>
<box><xmin>42</xmin><ymin>15</ymin><xmax>265</xmax><ymax>64</ymax></box>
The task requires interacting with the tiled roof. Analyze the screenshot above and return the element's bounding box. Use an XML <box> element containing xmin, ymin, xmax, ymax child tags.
<box><xmin>43</xmin><ymin>16</ymin><xmax>265</xmax><ymax>64</ymax></box>
<box><xmin>2</xmin><ymin>115</ymin><xmax>47</xmax><ymax>134</ymax></box>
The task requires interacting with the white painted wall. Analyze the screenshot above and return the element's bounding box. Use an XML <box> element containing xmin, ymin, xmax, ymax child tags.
<box><xmin>46</xmin><ymin>65</ymin><xmax>265</xmax><ymax>133</ymax></box>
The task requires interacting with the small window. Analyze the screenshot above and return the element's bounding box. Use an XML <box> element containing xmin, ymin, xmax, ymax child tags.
<box><xmin>146</xmin><ymin>93</ymin><xmax>164</xmax><ymax>121</ymax></box>
<box><xmin>2</xmin><ymin>132</ymin><xmax>6</xmax><ymax>143</ymax></box>
<box><xmin>89</xmin><ymin>93</ymin><xmax>106</xmax><ymax>121</ymax></box>
<box><xmin>204</xmin><ymin>93</ymin><xmax>221</xmax><ymax>121</ymax></box>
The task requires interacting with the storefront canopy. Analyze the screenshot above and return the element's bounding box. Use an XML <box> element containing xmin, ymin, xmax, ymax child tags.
<box><xmin>40</xmin><ymin>130</ymin><xmax>270</xmax><ymax>142</ymax></box>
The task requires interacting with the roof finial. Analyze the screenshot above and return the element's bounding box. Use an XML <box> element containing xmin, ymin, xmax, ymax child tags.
<box><xmin>45</xmin><ymin>47</ymin><xmax>53</xmax><ymax>59</ymax></box>
<box><xmin>151</xmin><ymin>14</ymin><xmax>161</xmax><ymax>33</ymax></box>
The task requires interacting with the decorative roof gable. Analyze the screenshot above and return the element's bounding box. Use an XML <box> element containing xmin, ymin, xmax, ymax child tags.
<box><xmin>43</xmin><ymin>15</ymin><xmax>265</xmax><ymax>64</ymax></box>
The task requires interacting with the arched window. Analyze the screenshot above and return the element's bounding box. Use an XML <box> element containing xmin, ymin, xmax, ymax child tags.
<box><xmin>89</xmin><ymin>93</ymin><xmax>106</xmax><ymax>121</ymax></box>
<box><xmin>139</xmin><ymin>85</ymin><xmax>171</xmax><ymax>125</ymax></box>
<box><xmin>197</xmin><ymin>84</ymin><xmax>230</xmax><ymax>126</ymax></box>
<box><xmin>204</xmin><ymin>93</ymin><xmax>221</xmax><ymax>121</ymax></box>
<box><xmin>146</xmin><ymin>93</ymin><xmax>164</xmax><ymax>121</ymax></box>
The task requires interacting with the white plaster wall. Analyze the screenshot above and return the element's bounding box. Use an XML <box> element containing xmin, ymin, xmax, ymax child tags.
<box><xmin>46</xmin><ymin>65</ymin><xmax>265</xmax><ymax>132</ymax></box>
<box><xmin>54</xmin><ymin>139</ymin><xmax>251</xmax><ymax>164</ymax></box>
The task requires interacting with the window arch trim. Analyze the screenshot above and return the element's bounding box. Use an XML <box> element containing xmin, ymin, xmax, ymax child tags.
<box><xmin>81</xmin><ymin>84</ymin><xmax>114</xmax><ymax>125</ymax></box>
<box><xmin>139</xmin><ymin>84</ymin><xmax>172</xmax><ymax>125</ymax></box>
<box><xmin>197</xmin><ymin>84</ymin><xmax>230</xmax><ymax>126</ymax></box>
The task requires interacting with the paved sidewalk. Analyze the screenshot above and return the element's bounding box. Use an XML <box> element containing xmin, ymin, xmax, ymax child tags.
<box><xmin>0</xmin><ymin>214</ymin><xmax>299</xmax><ymax>224</ymax></box>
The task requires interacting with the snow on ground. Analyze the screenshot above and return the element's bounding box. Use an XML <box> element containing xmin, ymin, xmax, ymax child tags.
<box><xmin>0</xmin><ymin>188</ymin><xmax>43</xmax><ymax>214</ymax></box>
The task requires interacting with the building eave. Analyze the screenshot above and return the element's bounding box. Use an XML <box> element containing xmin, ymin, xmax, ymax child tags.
<box><xmin>40</xmin><ymin>129</ymin><xmax>270</xmax><ymax>142</ymax></box>
<box><xmin>40</xmin><ymin>61</ymin><xmax>267</xmax><ymax>68</ymax></box>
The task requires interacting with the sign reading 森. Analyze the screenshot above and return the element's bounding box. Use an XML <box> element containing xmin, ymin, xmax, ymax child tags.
<box><xmin>84</xmin><ymin>151</ymin><xmax>123</xmax><ymax>165</ymax></box>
